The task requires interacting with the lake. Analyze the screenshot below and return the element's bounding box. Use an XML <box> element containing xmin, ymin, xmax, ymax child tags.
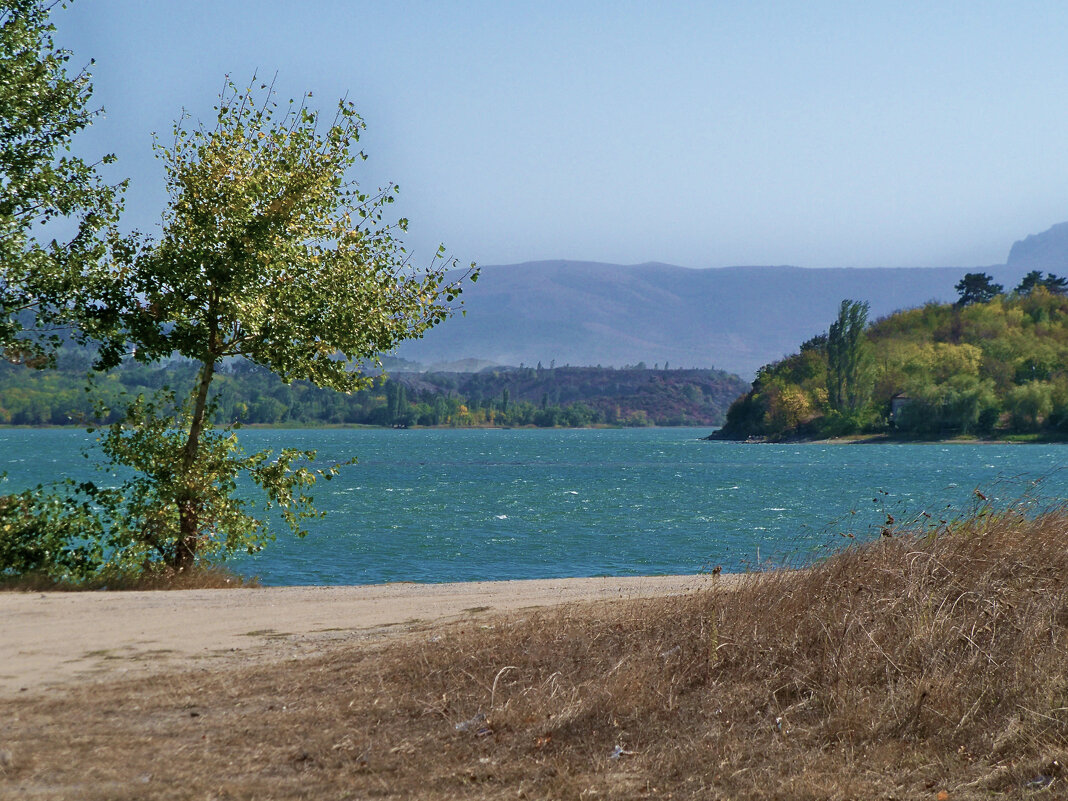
<box><xmin>1</xmin><ymin>428</ymin><xmax>1064</xmax><ymax>585</ymax></box>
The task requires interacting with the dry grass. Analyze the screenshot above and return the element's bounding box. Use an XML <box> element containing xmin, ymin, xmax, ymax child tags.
<box><xmin>2</xmin><ymin>506</ymin><xmax>1067</xmax><ymax>799</ymax></box>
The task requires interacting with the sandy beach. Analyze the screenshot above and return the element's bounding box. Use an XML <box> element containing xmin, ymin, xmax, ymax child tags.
<box><xmin>0</xmin><ymin>574</ymin><xmax>730</xmax><ymax>697</ymax></box>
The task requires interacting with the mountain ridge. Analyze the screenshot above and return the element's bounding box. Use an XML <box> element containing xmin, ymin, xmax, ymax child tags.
<box><xmin>1007</xmin><ymin>221</ymin><xmax>1068</xmax><ymax>270</ymax></box>
<box><xmin>398</xmin><ymin>260</ymin><xmax>1025</xmax><ymax>378</ymax></box>
<box><xmin>396</xmin><ymin>223</ymin><xmax>1068</xmax><ymax>378</ymax></box>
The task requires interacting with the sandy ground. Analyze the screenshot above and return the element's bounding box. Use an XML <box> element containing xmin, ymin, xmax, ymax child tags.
<box><xmin>0</xmin><ymin>574</ymin><xmax>731</xmax><ymax>697</ymax></box>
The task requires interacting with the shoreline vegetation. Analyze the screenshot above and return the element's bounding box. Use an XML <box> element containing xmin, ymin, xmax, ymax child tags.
<box><xmin>0</xmin><ymin>359</ymin><xmax>747</xmax><ymax>429</ymax></box>
<box><xmin>707</xmin><ymin>429</ymin><xmax>1068</xmax><ymax>444</ymax></box>
<box><xmin>716</xmin><ymin>281</ymin><xmax>1068</xmax><ymax>443</ymax></box>
<box><xmin>3</xmin><ymin>503</ymin><xmax>1066</xmax><ymax>798</ymax></box>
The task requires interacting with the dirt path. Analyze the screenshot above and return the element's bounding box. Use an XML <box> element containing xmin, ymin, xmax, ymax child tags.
<box><xmin>0</xmin><ymin>574</ymin><xmax>729</xmax><ymax>696</ymax></box>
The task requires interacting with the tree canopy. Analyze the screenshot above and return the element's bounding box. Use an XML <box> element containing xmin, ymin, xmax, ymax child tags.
<box><xmin>89</xmin><ymin>78</ymin><xmax>476</xmax><ymax>572</ymax></box>
<box><xmin>826</xmin><ymin>299</ymin><xmax>869</xmax><ymax>414</ymax></box>
<box><xmin>954</xmin><ymin>273</ymin><xmax>1003</xmax><ymax>307</ymax></box>
<box><xmin>1014</xmin><ymin>270</ymin><xmax>1068</xmax><ymax>296</ymax></box>
<box><xmin>0</xmin><ymin>0</ymin><xmax>123</xmax><ymax>365</ymax></box>
<box><xmin>110</xmin><ymin>78</ymin><xmax>466</xmax><ymax>385</ymax></box>
<box><xmin>1</xmin><ymin>71</ymin><xmax>476</xmax><ymax>581</ymax></box>
<box><xmin>719</xmin><ymin>282</ymin><xmax>1068</xmax><ymax>441</ymax></box>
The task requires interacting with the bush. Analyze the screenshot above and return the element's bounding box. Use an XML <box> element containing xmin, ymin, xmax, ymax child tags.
<box><xmin>0</xmin><ymin>484</ymin><xmax>104</xmax><ymax>582</ymax></box>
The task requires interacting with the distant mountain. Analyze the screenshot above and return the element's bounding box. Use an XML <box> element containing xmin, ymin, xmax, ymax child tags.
<box><xmin>1007</xmin><ymin>222</ymin><xmax>1068</xmax><ymax>271</ymax></box>
<box><xmin>397</xmin><ymin>260</ymin><xmax>1031</xmax><ymax>378</ymax></box>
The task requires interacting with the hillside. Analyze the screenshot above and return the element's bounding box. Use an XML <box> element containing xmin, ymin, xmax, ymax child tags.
<box><xmin>716</xmin><ymin>280</ymin><xmax>1068</xmax><ymax>440</ymax></box>
<box><xmin>397</xmin><ymin>365</ymin><xmax>747</xmax><ymax>426</ymax></box>
<box><xmin>0</xmin><ymin>355</ymin><xmax>746</xmax><ymax>428</ymax></box>
<box><xmin>394</xmin><ymin>260</ymin><xmax>1031</xmax><ymax>378</ymax></box>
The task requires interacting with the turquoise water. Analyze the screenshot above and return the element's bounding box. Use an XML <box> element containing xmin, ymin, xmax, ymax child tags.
<box><xmin>1</xmin><ymin>428</ymin><xmax>1065</xmax><ymax>585</ymax></box>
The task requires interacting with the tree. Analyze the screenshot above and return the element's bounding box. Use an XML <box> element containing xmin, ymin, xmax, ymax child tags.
<box><xmin>955</xmin><ymin>273</ymin><xmax>1003</xmax><ymax>307</ymax></box>
<box><xmin>826</xmin><ymin>299</ymin><xmax>869</xmax><ymax>413</ymax></box>
<box><xmin>97</xmin><ymin>78</ymin><xmax>475</xmax><ymax>572</ymax></box>
<box><xmin>1015</xmin><ymin>270</ymin><xmax>1068</xmax><ymax>297</ymax></box>
<box><xmin>1005</xmin><ymin>381</ymin><xmax>1053</xmax><ymax>432</ymax></box>
<box><xmin>0</xmin><ymin>0</ymin><xmax>123</xmax><ymax>365</ymax></box>
<box><xmin>1015</xmin><ymin>270</ymin><xmax>1043</xmax><ymax>295</ymax></box>
<box><xmin>1044</xmin><ymin>273</ymin><xmax>1068</xmax><ymax>295</ymax></box>
<box><xmin>385</xmin><ymin>380</ymin><xmax>400</xmax><ymax>422</ymax></box>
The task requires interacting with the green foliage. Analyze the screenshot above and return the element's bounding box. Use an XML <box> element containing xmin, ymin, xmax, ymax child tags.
<box><xmin>0</xmin><ymin>358</ymin><xmax>746</xmax><ymax>428</ymax></box>
<box><xmin>0</xmin><ymin>0</ymin><xmax>124</xmax><ymax>365</ymax></box>
<box><xmin>894</xmin><ymin>374</ymin><xmax>999</xmax><ymax>436</ymax></box>
<box><xmin>0</xmin><ymin>481</ymin><xmax>104</xmax><ymax>580</ymax></box>
<box><xmin>719</xmin><ymin>282</ymin><xmax>1068</xmax><ymax>440</ymax></box>
<box><xmin>106</xmin><ymin>78</ymin><xmax>470</xmax><ymax>384</ymax></box>
<box><xmin>1</xmin><ymin>74</ymin><xmax>475</xmax><ymax>580</ymax></box>
<box><xmin>85</xmin><ymin>78</ymin><xmax>474</xmax><ymax>572</ymax></box>
<box><xmin>954</xmin><ymin>272</ymin><xmax>1003</xmax><ymax>307</ymax></box>
<box><xmin>90</xmin><ymin>391</ymin><xmax>344</xmax><ymax>571</ymax></box>
<box><xmin>1015</xmin><ymin>270</ymin><xmax>1068</xmax><ymax>296</ymax></box>
<box><xmin>1004</xmin><ymin>381</ymin><xmax>1053</xmax><ymax>432</ymax></box>
<box><xmin>826</xmin><ymin>299</ymin><xmax>869</xmax><ymax>412</ymax></box>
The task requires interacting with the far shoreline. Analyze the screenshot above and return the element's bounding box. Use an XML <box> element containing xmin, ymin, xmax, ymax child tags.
<box><xmin>0</xmin><ymin>422</ymin><xmax>715</xmax><ymax>431</ymax></box>
<box><xmin>705</xmin><ymin>431</ymin><xmax>1068</xmax><ymax>445</ymax></box>
<box><xmin>7</xmin><ymin>424</ymin><xmax>1065</xmax><ymax>443</ymax></box>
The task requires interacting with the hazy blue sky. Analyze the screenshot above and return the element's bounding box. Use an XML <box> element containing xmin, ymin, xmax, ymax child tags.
<box><xmin>58</xmin><ymin>1</ymin><xmax>1068</xmax><ymax>270</ymax></box>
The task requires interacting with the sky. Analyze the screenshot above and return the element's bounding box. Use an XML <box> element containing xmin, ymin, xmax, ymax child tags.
<box><xmin>56</xmin><ymin>0</ymin><xmax>1068</xmax><ymax>271</ymax></box>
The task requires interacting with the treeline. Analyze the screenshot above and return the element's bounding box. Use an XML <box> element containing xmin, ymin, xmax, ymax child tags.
<box><xmin>396</xmin><ymin>364</ymin><xmax>747</xmax><ymax>427</ymax></box>
<box><xmin>0</xmin><ymin>354</ymin><xmax>747</xmax><ymax>428</ymax></box>
<box><xmin>718</xmin><ymin>272</ymin><xmax>1068</xmax><ymax>440</ymax></box>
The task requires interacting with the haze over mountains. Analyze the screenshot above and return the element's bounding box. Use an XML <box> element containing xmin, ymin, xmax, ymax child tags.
<box><xmin>397</xmin><ymin>223</ymin><xmax>1068</xmax><ymax>378</ymax></box>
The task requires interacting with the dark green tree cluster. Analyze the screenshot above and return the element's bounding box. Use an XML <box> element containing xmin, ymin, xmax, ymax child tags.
<box><xmin>954</xmin><ymin>273</ymin><xmax>1003</xmax><ymax>307</ymax></box>
<box><xmin>719</xmin><ymin>281</ymin><xmax>1068</xmax><ymax>440</ymax></box>
<box><xmin>955</xmin><ymin>270</ymin><xmax>1067</xmax><ymax>307</ymax></box>
<box><xmin>1014</xmin><ymin>270</ymin><xmax>1068</xmax><ymax>297</ymax></box>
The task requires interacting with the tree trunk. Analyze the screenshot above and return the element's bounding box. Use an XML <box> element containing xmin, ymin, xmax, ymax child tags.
<box><xmin>174</xmin><ymin>356</ymin><xmax>217</xmax><ymax>571</ymax></box>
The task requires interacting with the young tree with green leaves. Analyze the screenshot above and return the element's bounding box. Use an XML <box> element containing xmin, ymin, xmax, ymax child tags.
<box><xmin>0</xmin><ymin>0</ymin><xmax>123</xmax><ymax>366</ymax></box>
<box><xmin>95</xmin><ymin>78</ymin><xmax>475</xmax><ymax>573</ymax></box>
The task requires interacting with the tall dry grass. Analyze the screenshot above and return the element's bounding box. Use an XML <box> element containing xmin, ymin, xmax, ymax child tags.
<box><xmin>3</xmin><ymin>503</ymin><xmax>1066</xmax><ymax>799</ymax></box>
<box><xmin>371</xmin><ymin>502</ymin><xmax>1068</xmax><ymax>797</ymax></box>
